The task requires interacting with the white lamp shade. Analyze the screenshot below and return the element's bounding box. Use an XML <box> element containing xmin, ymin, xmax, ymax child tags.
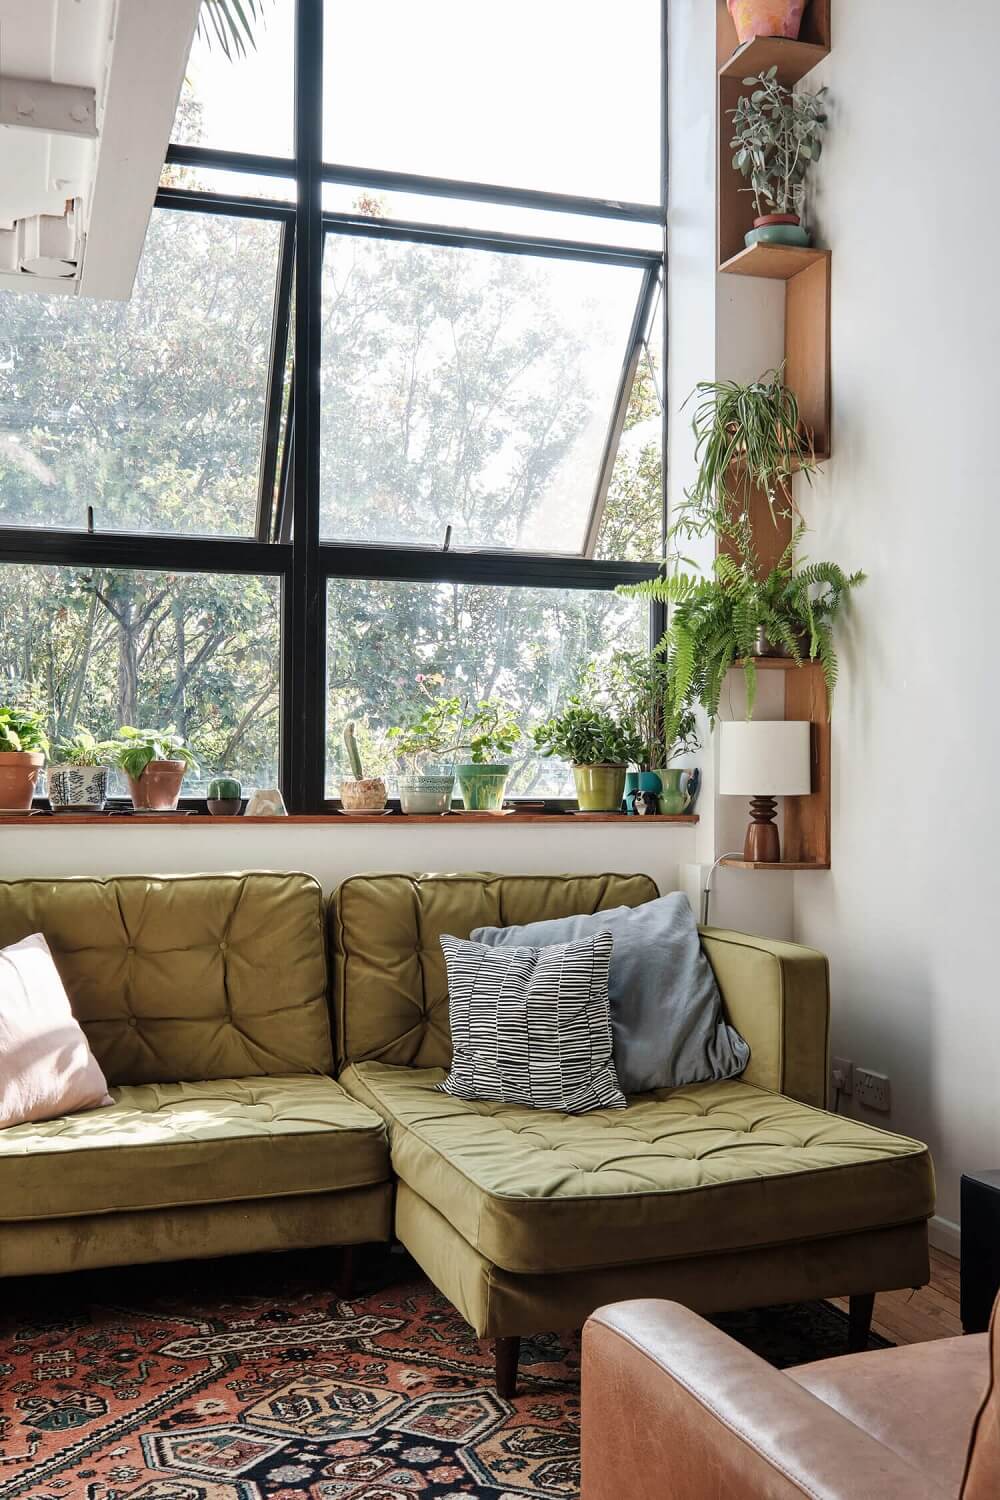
<box><xmin>719</xmin><ymin>721</ymin><xmax>812</xmax><ymax>797</ymax></box>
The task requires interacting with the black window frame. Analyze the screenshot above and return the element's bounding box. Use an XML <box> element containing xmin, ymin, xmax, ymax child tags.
<box><xmin>0</xmin><ymin>0</ymin><xmax>669</xmax><ymax>814</ymax></box>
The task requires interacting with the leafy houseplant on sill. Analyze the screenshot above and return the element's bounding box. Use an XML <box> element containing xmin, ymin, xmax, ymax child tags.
<box><xmin>48</xmin><ymin>730</ymin><xmax>118</xmax><ymax>811</ymax></box>
<box><xmin>339</xmin><ymin>722</ymin><xmax>387</xmax><ymax>814</ymax></box>
<box><xmin>605</xmin><ymin>650</ymin><xmax>701</xmax><ymax>816</ymax></box>
<box><xmin>533</xmin><ymin>700</ymin><xmax>636</xmax><ymax>814</ymax></box>
<box><xmin>387</xmin><ymin>680</ymin><xmax>463</xmax><ymax>815</ymax></box>
<box><xmin>113</xmin><ymin>727</ymin><xmax>198</xmax><ymax>812</ymax></box>
<box><xmin>0</xmin><ymin>704</ymin><xmax>49</xmax><ymax>812</ymax></box>
<box><xmin>622</xmin><ymin>529</ymin><xmax>866</xmax><ymax>723</ymax></box>
<box><xmin>730</xmin><ymin>67</ymin><xmax>828</xmax><ymax>248</ymax></box>
<box><xmin>455</xmin><ymin>701</ymin><xmax>522</xmax><ymax>812</ymax></box>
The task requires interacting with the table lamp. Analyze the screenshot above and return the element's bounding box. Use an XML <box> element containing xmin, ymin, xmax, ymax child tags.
<box><xmin>719</xmin><ymin>721</ymin><xmax>811</xmax><ymax>863</ymax></box>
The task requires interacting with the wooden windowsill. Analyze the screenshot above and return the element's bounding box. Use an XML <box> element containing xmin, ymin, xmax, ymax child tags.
<box><xmin>4</xmin><ymin>812</ymin><xmax>700</xmax><ymax>827</ymax></box>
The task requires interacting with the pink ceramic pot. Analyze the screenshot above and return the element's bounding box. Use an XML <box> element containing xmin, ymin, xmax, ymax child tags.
<box><xmin>727</xmin><ymin>0</ymin><xmax>806</xmax><ymax>45</ymax></box>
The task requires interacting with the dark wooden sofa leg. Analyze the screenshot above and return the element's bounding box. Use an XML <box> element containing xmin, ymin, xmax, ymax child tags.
<box><xmin>848</xmin><ymin>1293</ymin><xmax>876</xmax><ymax>1352</ymax></box>
<box><xmin>495</xmin><ymin>1336</ymin><xmax>520</xmax><ymax>1399</ymax></box>
<box><xmin>336</xmin><ymin>1245</ymin><xmax>356</xmax><ymax>1299</ymax></box>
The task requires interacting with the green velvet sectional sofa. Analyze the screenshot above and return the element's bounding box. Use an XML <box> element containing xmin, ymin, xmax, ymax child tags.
<box><xmin>0</xmin><ymin>870</ymin><xmax>935</xmax><ymax>1397</ymax></box>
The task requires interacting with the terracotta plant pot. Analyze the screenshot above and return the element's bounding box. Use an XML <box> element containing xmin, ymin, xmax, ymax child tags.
<box><xmin>0</xmin><ymin>751</ymin><xmax>45</xmax><ymax>811</ymax></box>
<box><xmin>126</xmin><ymin>759</ymin><xmax>187</xmax><ymax>811</ymax></box>
<box><xmin>727</xmin><ymin>0</ymin><xmax>806</xmax><ymax>46</ymax></box>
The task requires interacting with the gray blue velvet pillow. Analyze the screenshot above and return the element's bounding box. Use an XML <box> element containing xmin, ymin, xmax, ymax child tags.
<box><xmin>471</xmin><ymin>892</ymin><xmax>748</xmax><ymax>1095</ymax></box>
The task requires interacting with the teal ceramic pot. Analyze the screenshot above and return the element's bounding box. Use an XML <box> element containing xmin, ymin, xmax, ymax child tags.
<box><xmin>399</xmin><ymin>767</ymin><xmax>456</xmax><ymax>815</ymax></box>
<box><xmin>624</xmin><ymin>771</ymin><xmax>640</xmax><ymax>814</ymax></box>
<box><xmin>456</xmin><ymin>763</ymin><xmax>510</xmax><ymax>812</ymax></box>
<box><xmin>745</xmin><ymin>221</ymin><xmax>810</xmax><ymax>249</ymax></box>
<box><xmin>654</xmin><ymin>768</ymin><xmax>694</xmax><ymax>815</ymax></box>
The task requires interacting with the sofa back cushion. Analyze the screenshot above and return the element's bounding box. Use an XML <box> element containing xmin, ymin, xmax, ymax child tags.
<box><xmin>0</xmin><ymin>873</ymin><xmax>333</xmax><ymax>1085</ymax></box>
<box><xmin>330</xmin><ymin>871</ymin><xmax>658</xmax><ymax>1068</ymax></box>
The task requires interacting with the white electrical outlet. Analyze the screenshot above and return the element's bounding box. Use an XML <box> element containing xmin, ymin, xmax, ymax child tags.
<box><xmin>831</xmin><ymin>1056</ymin><xmax>853</xmax><ymax>1096</ymax></box>
<box><xmin>856</xmin><ymin>1068</ymin><xmax>891</xmax><ymax>1112</ymax></box>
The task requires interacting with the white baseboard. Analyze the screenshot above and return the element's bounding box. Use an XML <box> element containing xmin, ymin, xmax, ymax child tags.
<box><xmin>929</xmin><ymin>1214</ymin><xmax>961</xmax><ymax>1258</ymax></box>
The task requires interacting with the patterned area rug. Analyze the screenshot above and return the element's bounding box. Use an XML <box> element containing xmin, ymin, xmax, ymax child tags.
<box><xmin>0</xmin><ymin>1247</ymin><xmax>891</xmax><ymax>1500</ymax></box>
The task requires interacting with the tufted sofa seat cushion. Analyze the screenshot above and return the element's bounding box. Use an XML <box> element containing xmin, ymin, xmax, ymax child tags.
<box><xmin>340</xmin><ymin>1062</ymin><xmax>935</xmax><ymax>1276</ymax></box>
<box><xmin>0</xmin><ymin>1076</ymin><xmax>389</xmax><ymax>1221</ymax></box>
<box><xmin>0</xmin><ymin>873</ymin><xmax>332</xmax><ymax>1085</ymax></box>
<box><xmin>331</xmin><ymin>871</ymin><xmax>659</xmax><ymax>1069</ymax></box>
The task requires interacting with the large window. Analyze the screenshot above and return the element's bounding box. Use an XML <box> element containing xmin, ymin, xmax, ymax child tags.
<box><xmin>0</xmin><ymin>1</ymin><xmax>666</xmax><ymax>811</ymax></box>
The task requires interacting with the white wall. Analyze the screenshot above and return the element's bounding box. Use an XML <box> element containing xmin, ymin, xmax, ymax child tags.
<box><xmin>0</xmin><ymin>822</ymin><xmax>698</xmax><ymax>900</ymax></box>
<box><xmin>792</xmin><ymin>0</ymin><xmax>1000</xmax><ymax>1236</ymax></box>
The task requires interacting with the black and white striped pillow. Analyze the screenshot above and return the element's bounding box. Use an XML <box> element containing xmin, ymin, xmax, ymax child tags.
<box><xmin>438</xmin><ymin>931</ymin><xmax>626</xmax><ymax>1113</ymax></box>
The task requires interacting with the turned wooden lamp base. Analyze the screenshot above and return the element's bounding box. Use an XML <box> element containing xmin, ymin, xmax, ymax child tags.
<box><xmin>743</xmin><ymin>795</ymin><xmax>781</xmax><ymax>863</ymax></box>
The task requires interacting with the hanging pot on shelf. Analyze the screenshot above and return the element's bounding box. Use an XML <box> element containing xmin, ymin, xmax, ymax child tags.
<box><xmin>745</xmin><ymin>213</ymin><xmax>811</xmax><ymax>249</ymax></box>
<box><xmin>727</xmin><ymin>0</ymin><xmax>806</xmax><ymax>47</ymax></box>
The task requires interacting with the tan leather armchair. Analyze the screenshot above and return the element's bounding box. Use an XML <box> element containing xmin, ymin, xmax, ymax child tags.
<box><xmin>581</xmin><ymin>1295</ymin><xmax>999</xmax><ymax>1500</ymax></box>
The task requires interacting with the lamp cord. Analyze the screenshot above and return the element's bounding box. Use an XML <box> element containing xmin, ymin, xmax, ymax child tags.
<box><xmin>701</xmin><ymin>853</ymin><xmax>744</xmax><ymax>926</ymax></box>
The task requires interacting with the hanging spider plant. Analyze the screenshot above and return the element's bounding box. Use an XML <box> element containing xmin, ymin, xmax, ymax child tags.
<box><xmin>198</xmin><ymin>0</ymin><xmax>273</xmax><ymax>60</ymax></box>
<box><xmin>674</xmin><ymin>367</ymin><xmax>819</xmax><ymax>545</ymax></box>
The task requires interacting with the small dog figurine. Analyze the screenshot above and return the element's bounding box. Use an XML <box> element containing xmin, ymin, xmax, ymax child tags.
<box><xmin>628</xmin><ymin>789</ymin><xmax>660</xmax><ymax>817</ymax></box>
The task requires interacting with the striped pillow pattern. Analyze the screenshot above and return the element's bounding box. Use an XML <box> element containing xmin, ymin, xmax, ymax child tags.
<box><xmin>439</xmin><ymin>931</ymin><xmax>626</xmax><ymax>1113</ymax></box>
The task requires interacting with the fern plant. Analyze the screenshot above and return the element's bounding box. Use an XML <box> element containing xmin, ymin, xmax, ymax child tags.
<box><xmin>620</xmin><ymin>534</ymin><xmax>865</xmax><ymax>722</ymax></box>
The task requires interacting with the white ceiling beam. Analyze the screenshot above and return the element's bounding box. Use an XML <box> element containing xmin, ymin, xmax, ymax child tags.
<box><xmin>0</xmin><ymin>75</ymin><xmax>97</xmax><ymax>138</ymax></box>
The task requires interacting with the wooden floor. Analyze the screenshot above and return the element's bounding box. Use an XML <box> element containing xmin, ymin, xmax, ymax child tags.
<box><xmin>831</xmin><ymin>1247</ymin><xmax>962</xmax><ymax>1346</ymax></box>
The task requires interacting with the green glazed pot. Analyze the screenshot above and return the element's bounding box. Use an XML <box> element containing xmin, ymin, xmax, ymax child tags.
<box><xmin>456</xmin><ymin>763</ymin><xmax>510</xmax><ymax>812</ymax></box>
<box><xmin>653</xmin><ymin>768</ymin><xmax>694</xmax><ymax>815</ymax></box>
<box><xmin>745</xmin><ymin>222</ymin><xmax>810</xmax><ymax>249</ymax></box>
<box><xmin>209</xmin><ymin>777</ymin><xmax>242</xmax><ymax>800</ymax></box>
<box><xmin>573</xmin><ymin>763</ymin><xmax>627</xmax><ymax>814</ymax></box>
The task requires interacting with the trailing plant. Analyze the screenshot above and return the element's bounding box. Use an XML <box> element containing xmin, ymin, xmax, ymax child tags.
<box><xmin>0</xmin><ymin>704</ymin><xmax>49</xmax><ymax>756</ymax></box>
<box><xmin>601</xmin><ymin>650</ymin><xmax>700</xmax><ymax>772</ymax></box>
<box><xmin>52</xmin><ymin>729</ymin><xmax>118</xmax><ymax>766</ymax></box>
<box><xmin>620</xmin><ymin>531</ymin><xmax>865</xmax><ymax>722</ymax></box>
<box><xmin>533</xmin><ymin>700</ymin><xmax>638</xmax><ymax>768</ymax></box>
<box><xmin>112</xmin><ymin>727</ymin><xmax>198</xmax><ymax>780</ymax></box>
<box><xmin>730</xmin><ymin>67</ymin><xmax>828</xmax><ymax>221</ymax></box>
<box><xmin>457</xmin><ymin>700</ymin><xmax>522</xmax><ymax>764</ymax></box>
<box><xmin>679</xmin><ymin>367</ymin><xmax>817</xmax><ymax>534</ymax></box>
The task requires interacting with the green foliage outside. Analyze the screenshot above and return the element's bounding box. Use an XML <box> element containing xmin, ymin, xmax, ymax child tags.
<box><xmin>0</xmin><ymin>92</ymin><xmax>662</xmax><ymax>799</ymax></box>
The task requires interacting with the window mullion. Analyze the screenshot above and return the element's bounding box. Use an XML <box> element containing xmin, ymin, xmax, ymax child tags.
<box><xmin>284</xmin><ymin>0</ymin><xmax>325</xmax><ymax>813</ymax></box>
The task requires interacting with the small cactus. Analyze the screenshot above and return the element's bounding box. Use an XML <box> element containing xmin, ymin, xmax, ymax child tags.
<box><xmin>208</xmin><ymin>777</ymin><xmax>242</xmax><ymax>800</ymax></box>
<box><xmin>343</xmin><ymin>722</ymin><xmax>365</xmax><ymax>780</ymax></box>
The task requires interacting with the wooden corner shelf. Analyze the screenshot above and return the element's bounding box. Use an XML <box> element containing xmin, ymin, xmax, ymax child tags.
<box><xmin>719</xmin><ymin>36</ymin><xmax>829</xmax><ymax>85</ymax></box>
<box><xmin>720</xmin><ymin>244</ymin><xmax>829</xmax><ymax>281</ymax></box>
<box><xmin>720</xmin><ymin>858</ymin><xmax>830</xmax><ymax>872</ymax></box>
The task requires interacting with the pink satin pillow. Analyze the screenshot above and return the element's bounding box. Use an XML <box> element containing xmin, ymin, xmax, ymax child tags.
<box><xmin>0</xmin><ymin>933</ymin><xmax>113</xmax><ymax>1129</ymax></box>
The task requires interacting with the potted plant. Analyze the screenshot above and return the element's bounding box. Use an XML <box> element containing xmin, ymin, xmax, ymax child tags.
<box><xmin>727</xmin><ymin>0</ymin><xmax>806</xmax><ymax>47</ymax></box>
<box><xmin>207</xmin><ymin>777</ymin><xmax>243</xmax><ymax>816</ymax></box>
<box><xmin>730</xmin><ymin>67</ymin><xmax>828</xmax><ymax>247</ymax></box>
<box><xmin>533</xmin><ymin>700</ymin><xmax>637</xmax><ymax>813</ymax></box>
<box><xmin>0</xmin><ymin>704</ymin><xmax>49</xmax><ymax>812</ymax></box>
<box><xmin>622</xmin><ymin>530</ymin><xmax>865</xmax><ymax>723</ymax></box>
<box><xmin>113</xmin><ymin>727</ymin><xmax>198</xmax><ymax>812</ymax></box>
<box><xmin>48</xmin><ymin>729</ymin><xmax>118</xmax><ymax>811</ymax></box>
<box><xmin>603</xmin><ymin>650</ymin><xmax>700</xmax><ymax>815</ymax></box>
<box><xmin>339</xmin><ymin>721</ymin><xmax>387</xmax><ymax>814</ymax></box>
<box><xmin>387</xmin><ymin>680</ymin><xmax>463</xmax><ymax>815</ymax></box>
<box><xmin>454</xmin><ymin>700</ymin><xmax>522</xmax><ymax>812</ymax></box>
<box><xmin>680</xmin><ymin>367</ymin><xmax>819</xmax><ymax>528</ymax></box>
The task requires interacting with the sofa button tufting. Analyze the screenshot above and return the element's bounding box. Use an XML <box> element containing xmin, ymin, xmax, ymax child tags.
<box><xmin>127</xmin><ymin>1017</ymin><xmax>138</xmax><ymax>1028</ymax></box>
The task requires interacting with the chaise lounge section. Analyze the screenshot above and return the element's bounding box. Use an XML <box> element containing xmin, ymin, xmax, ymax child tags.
<box><xmin>331</xmin><ymin>871</ymin><xmax>935</xmax><ymax>1395</ymax></box>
